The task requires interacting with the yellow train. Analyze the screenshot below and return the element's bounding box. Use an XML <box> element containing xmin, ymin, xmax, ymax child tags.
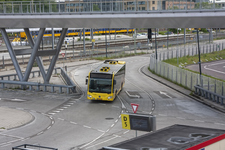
<box><xmin>19</xmin><ymin>28</ymin><xmax>134</xmax><ymax>39</ymax></box>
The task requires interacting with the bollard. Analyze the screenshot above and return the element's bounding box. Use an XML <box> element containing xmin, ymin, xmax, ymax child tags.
<box><xmin>59</xmin><ymin>87</ymin><xmax>62</xmax><ymax>93</ymax></box>
<box><xmin>44</xmin><ymin>85</ymin><xmax>47</xmax><ymax>92</ymax></box>
<box><xmin>51</xmin><ymin>86</ymin><xmax>54</xmax><ymax>93</ymax></box>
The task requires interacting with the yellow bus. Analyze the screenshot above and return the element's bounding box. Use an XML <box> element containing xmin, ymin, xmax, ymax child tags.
<box><xmin>86</xmin><ymin>60</ymin><xmax>126</xmax><ymax>101</ymax></box>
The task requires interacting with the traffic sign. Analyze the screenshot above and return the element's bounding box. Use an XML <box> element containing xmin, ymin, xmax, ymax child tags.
<box><xmin>61</xmin><ymin>53</ymin><xmax>65</xmax><ymax>57</ymax></box>
<box><xmin>131</xmin><ymin>103</ymin><xmax>139</xmax><ymax>113</ymax></box>
<box><xmin>121</xmin><ymin>113</ymin><xmax>156</xmax><ymax>132</ymax></box>
<box><xmin>121</xmin><ymin>114</ymin><xmax>131</xmax><ymax>130</ymax></box>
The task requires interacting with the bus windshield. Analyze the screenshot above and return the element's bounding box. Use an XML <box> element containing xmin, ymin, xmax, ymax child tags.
<box><xmin>89</xmin><ymin>78</ymin><xmax>112</xmax><ymax>93</ymax></box>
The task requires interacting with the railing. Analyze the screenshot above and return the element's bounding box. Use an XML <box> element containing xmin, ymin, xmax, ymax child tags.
<box><xmin>0</xmin><ymin>0</ymin><xmax>224</xmax><ymax>14</ymax></box>
<box><xmin>195</xmin><ymin>85</ymin><xmax>225</xmax><ymax>105</ymax></box>
<box><xmin>149</xmin><ymin>42</ymin><xmax>225</xmax><ymax>105</ymax></box>
<box><xmin>0</xmin><ymin>67</ymin><xmax>76</xmax><ymax>94</ymax></box>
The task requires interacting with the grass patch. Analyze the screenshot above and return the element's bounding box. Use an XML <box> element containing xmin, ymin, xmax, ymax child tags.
<box><xmin>163</xmin><ymin>49</ymin><xmax>225</xmax><ymax>67</ymax></box>
<box><xmin>0</xmin><ymin>127</ymin><xmax>5</xmax><ymax>129</ymax></box>
<box><xmin>159</xmin><ymin>31</ymin><xmax>167</xmax><ymax>35</ymax></box>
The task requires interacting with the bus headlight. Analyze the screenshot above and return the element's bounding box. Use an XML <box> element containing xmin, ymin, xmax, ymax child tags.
<box><xmin>88</xmin><ymin>95</ymin><xmax>92</xmax><ymax>98</ymax></box>
<box><xmin>108</xmin><ymin>96</ymin><xmax>112</xmax><ymax>99</ymax></box>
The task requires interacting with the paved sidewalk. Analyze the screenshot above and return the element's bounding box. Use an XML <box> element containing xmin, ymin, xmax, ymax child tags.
<box><xmin>0</xmin><ymin>107</ymin><xmax>33</xmax><ymax>130</ymax></box>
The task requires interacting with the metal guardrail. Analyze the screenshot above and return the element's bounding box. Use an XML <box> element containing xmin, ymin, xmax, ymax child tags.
<box><xmin>194</xmin><ymin>85</ymin><xmax>225</xmax><ymax>106</ymax></box>
<box><xmin>0</xmin><ymin>67</ymin><xmax>76</xmax><ymax>94</ymax></box>
<box><xmin>0</xmin><ymin>0</ymin><xmax>224</xmax><ymax>14</ymax></box>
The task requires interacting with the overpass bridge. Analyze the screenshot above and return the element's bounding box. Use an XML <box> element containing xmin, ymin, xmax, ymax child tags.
<box><xmin>0</xmin><ymin>0</ymin><xmax>225</xmax><ymax>90</ymax></box>
<box><xmin>0</xmin><ymin>0</ymin><xmax>225</xmax><ymax>28</ymax></box>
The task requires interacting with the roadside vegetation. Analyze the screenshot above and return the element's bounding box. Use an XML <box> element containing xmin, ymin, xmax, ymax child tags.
<box><xmin>93</xmin><ymin>51</ymin><xmax>146</xmax><ymax>61</ymax></box>
<box><xmin>163</xmin><ymin>49</ymin><xmax>225</xmax><ymax>67</ymax></box>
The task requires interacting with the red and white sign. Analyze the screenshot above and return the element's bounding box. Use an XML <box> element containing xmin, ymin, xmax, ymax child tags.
<box><xmin>131</xmin><ymin>103</ymin><xmax>139</xmax><ymax>113</ymax></box>
<box><xmin>61</xmin><ymin>53</ymin><xmax>65</xmax><ymax>57</ymax></box>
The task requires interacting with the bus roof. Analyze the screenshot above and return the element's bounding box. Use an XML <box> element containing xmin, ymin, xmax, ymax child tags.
<box><xmin>91</xmin><ymin>60</ymin><xmax>125</xmax><ymax>75</ymax></box>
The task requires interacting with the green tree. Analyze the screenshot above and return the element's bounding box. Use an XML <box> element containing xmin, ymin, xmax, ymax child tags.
<box><xmin>93</xmin><ymin>4</ymin><xmax>100</xmax><ymax>11</ymax></box>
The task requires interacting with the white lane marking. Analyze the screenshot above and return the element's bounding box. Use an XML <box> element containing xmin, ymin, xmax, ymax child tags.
<box><xmin>37</xmin><ymin>131</ymin><xmax>43</xmax><ymax>135</ymax></box>
<box><xmin>176</xmin><ymin>117</ymin><xmax>185</xmax><ymax>120</ymax></box>
<box><xmin>204</xmin><ymin>65</ymin><xmax>225</xmax><ymax>74</ymax></box>
<box><xmin>0</xmin><ymin>98</ymin><xmax>1</xmax><ymax>100</ymax></box>
<box><xmin>67</xmin><ymin>103</ymin><xmax>74</xmax><ymax>105</ymax></box>
<box><xmin>123</xmin><ymin>130</ymin><xmax>129</xmax><ymax>134</ymax></box>
<box><xmin>158</xmin><ymin>114</ymin><xmax>167</xmax><ymax>116</ymax></box>
<box><xmin>57</xmin><ymin>109</ymin><xmax>64</xmax><ymax>111</ymax></box>
<box><xmin>21</xmin><ymin>138</ymin><xmax>30</xmax><ymax>141</ymax></box>
<box><xmin>111</xmin><ymin>124</ymin><xmax>114</xmax><ymax>127</ymax></box>
<box><xmin>119</xmin><ymin>115</ymin><xmax>121</xmax><ymax>118</ymax></box>
<box><xmin>112</xmin><ymin>105</ymin><xmax>120</xmax><ymax>108</ymax></box>
<box><xmin>97</xmin><ymin>129</ymin><xmax>105</xmax><ymax>133</ymax></box>
<box><xmin>159</xmin><ymin>91</ymin><xmax>172</xmax><ymax>98</ymax></box>
<box><xmin>79</xmin><ymin>133</ymin><xmax>105</xmax><ymax>149</ymax></box>
<box><xmin>214</xmin><ymin>123</ymin><xmax>225</xmax><ymax>126</ymax></box>
<box><xmin>83</xmin><ymin>125</ymin><xmax>91</xmax><ymax>129</ymax></box>
<box><xmin>0</xmin><ymin>143</ymin><xmax>7</xmax><ymax>146</ymax></box>
<box><xmin>0</xmin><ymin>133</ymin><xmax>23</xmax><ymax>139</ymax></box>
<box><xmin>64</xmin><ymin>105</ymin><xmax>71</xmax><ymax>107</ymax></box>
<box><xmin>52</xmin><ymin>121</ymin><xmax>55</xmax><ymax>124</ymax></box>
<box><xmin>208</xmin><ymin>61</ymin><xmax>225</xmax><ymax>67</ymax></box>
<box><xmin>61</xmin><ymin>107</ymin><xmax>67</xmax><ymax>109</ymax></box>
<box><xmin>70</xmin><ymin>121</ymin><xmax>77</xmax><ymax>125</ymax></box>
<box><xmin>106</xmin><ymin>129</ymin><xmax>109</xmax><ymax>132</ymax></box>
<box><xmin>49</xmin><ymin>117</ymin><xmax>53</xmax><ymax>120</ymax></box>
<box><xmin>115</xmin><ymin>119</ymin><xmax>118</xmax><ymax>122</ymax></box>
<box><xmin>195</xmin><ymin>120</ymin><xmax>204</xmax><ymax>122</ymax></box>
<box><xmin>100</xmin><ymin>103</ymin><xmax>106</xmax><ymax>105</ymax></box>
<box><xmin>85</xmin><ymin>136</ymin><xmax>118</xmax><ymax>150</ymax></box>
<box><xmin>53</xmin><ymin>111</ymin><xmax>60</xmax><ymax>113</ymax></box>
<box><xmin>0</xmin><ymin>144</ymin><xmax>11</xmax><ymax>147</ymax></box>
<box><xmin>47</xmin><ymin>126</ymin><xmax>51</xmax><ymax>130</ymax></box>
<box><xmin>48</xmin><ymin>113</ymin><xmax>55</xmax><ymax>115</ymax></box>
<box><xmin>11</xmin><ymin>98</ymin><xmax>26</xmax><ymax>102</ymax></box>
<box><xmin>58</xmin><ymin>118</ymin><xmax>64</xmax><ymax>121</ymax></box>
<box><xmin>113</xmin><ymin>134</ymin><xmax>121</xmax><ymax>137</ymax></box>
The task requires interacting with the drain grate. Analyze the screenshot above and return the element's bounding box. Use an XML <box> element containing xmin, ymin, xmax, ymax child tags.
<box><xmin>105</xmin><ymin>118</ymin><xmax>114</xmax><ymax>120</ymax></box>
<box><xmin>167</xmin><ymin>137</ymin><xmax>194</xmax><ymax>144</ymax></box>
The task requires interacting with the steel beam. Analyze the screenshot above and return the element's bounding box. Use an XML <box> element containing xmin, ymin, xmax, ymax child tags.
<box><xmin>0</xmin><ymin>28</ymin><xmax>23</xmax><ymax>81</ymax></box>
<box><xmin>24</xmin><ymin>28</ymin><xmax>46</xmax><ymax>79</ymax></box>
<box><xmin>23</xmin><ymin>28</ymin><xmax>45</xmax><ymax>81</ymax></box>
<box><xmin>45</xmin><ymin>28</ymin><xmax>68</xmax><ymax>83</ymax></box>
<box><xmin>14</xmin><ymin>49</ymin><xmax>57</xmax><ymax>56</ymax></box>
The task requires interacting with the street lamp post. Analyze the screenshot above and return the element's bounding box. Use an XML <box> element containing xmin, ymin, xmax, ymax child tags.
<box><xmin>197</xmin><ymin>29</ymin><xmax>202</xmax><ymax>87</ymax></box>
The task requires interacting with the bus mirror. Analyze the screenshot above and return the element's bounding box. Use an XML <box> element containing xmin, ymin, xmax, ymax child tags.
<box><xmin>114</xmin><ymin>80</ymin><xmax>116</xmax><ymax>84</ymax></box>
<box><xmin>86</xmin><ymin>76</ymin><xmax>88</xmax><ymax>85</ymax></box>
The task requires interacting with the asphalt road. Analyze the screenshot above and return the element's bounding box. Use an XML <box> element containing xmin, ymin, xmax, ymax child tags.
<box><xmin>186</xmin><ymin>59</ymin><xmax>225</xmax><ymax>80</ymax></box>
<box><xmin>0</xmin><ymin>55</ymin><xmax>225</xmax><ymax>150</ymax></box>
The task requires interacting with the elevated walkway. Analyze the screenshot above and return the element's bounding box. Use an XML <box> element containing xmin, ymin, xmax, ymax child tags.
<box><xmin>0</xmin><ymin>1</ymin><xmax>225</xmax><ymax>28</ymax></box>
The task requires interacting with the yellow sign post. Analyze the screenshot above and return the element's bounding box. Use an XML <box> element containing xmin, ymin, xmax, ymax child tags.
<box><xmin>121</xmin><ymin>114</ymin><xmax>131</xmax><ymax>130</ymax></box>
<box><xmin>92</xmin><ymin>39</ymin><xmax>95</xmax><ymax>42</ymax></box>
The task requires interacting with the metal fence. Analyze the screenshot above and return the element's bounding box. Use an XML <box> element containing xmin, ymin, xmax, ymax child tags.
<box><xmin>149</xmin><ymin>42</ymin><xmax>225</xmax><ymax>98</ymax></box>
<box><xmin>0</xmin><ymin>67</ymin><xmax>76</xmax><ymax>94</ymax></box>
